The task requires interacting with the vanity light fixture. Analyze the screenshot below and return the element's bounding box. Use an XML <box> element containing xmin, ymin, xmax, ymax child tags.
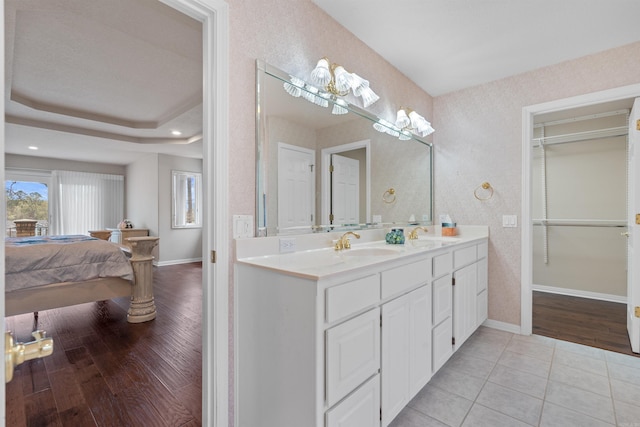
<box><xmin>395</xmin><ymin>108</ymin><xmax>435</xmax><ymax>137</ymax></box>
<box><xmin>372</xmin><ymin>108</ymin><xmax>434</xmax><ymax>141</ymax></box>
<box><xmin>310</xmin><ymin>57</ymin><xmax>380</xmax><ymax>108</ymax></box>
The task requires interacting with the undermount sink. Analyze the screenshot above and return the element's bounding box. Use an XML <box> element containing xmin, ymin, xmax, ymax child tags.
<box><xmin>339</xmin><ymin>247</ymin><xmax>400</xmax><ymax>257</ymax></box>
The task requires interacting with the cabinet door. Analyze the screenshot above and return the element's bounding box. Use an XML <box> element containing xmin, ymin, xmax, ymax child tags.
<box><xmin>432</xmin><ymin>316</ymin><xmax>452</xmax><ymax>373</ymax></box>
<box><xmin>432</xmin><ymin>274</ymin><xmax>452</xmax><ymax>326</ymax></box>
<box><xmin>326</xmin><ymin>374</ymin><xmax>380</xmax><ymax>427</ymax></box>
<box><xmin>453</xmin><ymin>263</ymin><xmax>477</xmax><ymax>350</ymax></box>
<box><xmin>381</xmin><ymin>294</ymin><xmax>410</xmax><ymax>426</ymax></box>
<box><xmin>326</xmin><ymin>308</ymin><xmax>381</xmax><ymax>407</ymax></box>
<box><xmin>409</xmin><ymin>285</ymin><xmax>431</xmax><ymax>397</ymax></box>
<box><xmin>381</xmin><ymin>285</ymin><xmax>432</xmax><ymax>426</ymax></box>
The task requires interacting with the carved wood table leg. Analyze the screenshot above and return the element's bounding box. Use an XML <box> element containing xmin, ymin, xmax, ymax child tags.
<box><xmin>125</xmin><ymin>236</ymin><xmax>160</xmax><ymax>323</ymax></box>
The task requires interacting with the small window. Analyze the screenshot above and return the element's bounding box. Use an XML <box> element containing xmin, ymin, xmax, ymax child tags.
<box><xmin>172</xmin><ymin>170</ymin><xmax>202</xmax><ymax>228</ymax></box>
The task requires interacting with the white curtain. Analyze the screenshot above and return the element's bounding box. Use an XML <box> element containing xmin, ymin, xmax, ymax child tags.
<box><xmin>50</xmin><ymin>170</ymin><xmax>124</xmax><ymax>235</ymax></box>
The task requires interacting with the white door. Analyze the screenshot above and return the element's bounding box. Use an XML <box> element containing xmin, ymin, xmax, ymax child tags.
<box><xmin>331</xmin><ymin>154</ymin><xmax>359</xmax><ymax>224</ymax></box>
<box><xmin>278</xmin><ymin>143</ymin><xmax>315</xmax><ymax>231</ymax></box>
<box><xmin>627</xmin><ymin>97</ymin><xmax>640</xmax><ymax>353</ymax></box>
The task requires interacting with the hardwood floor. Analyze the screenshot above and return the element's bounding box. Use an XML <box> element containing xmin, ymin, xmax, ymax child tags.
<box><xmin>533</xmin><ymin>290</ymin><xmax>639</xmax><ymax>357</ymax></box>
<box><xmin>5</xmin><ymin>262</ymin><xmax>203</xmax><ymax>427</ymax></box>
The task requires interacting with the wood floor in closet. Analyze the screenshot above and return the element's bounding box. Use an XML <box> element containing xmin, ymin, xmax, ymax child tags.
<box><xmin>5</xmin><ymin>262</ymin><xmax>203</xmax><ymax>427</ymax></box>
<box><xmin>533</xmin><ymin>290</ymin><xmax>639</xmax><ymax>357</ymax></box>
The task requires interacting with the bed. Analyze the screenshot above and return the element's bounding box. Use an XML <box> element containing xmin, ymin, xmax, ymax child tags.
<box><xmin>5</xmin><ymin>233</ymin><xmax>159</xmax><ymax>323</ymax></box>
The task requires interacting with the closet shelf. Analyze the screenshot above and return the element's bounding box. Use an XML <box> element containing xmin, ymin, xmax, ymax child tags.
<box><xmin>533</xmin><ymin>219</ymin><xmax>627</xmax><ymax>228</ymax></box>
<box><xmin>532</xmin><ymin>126</ymin><xmax>628</xmax><ymax>147</ymax></box>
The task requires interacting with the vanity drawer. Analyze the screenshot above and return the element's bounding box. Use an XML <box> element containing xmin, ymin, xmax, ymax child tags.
<box><xmin>432</xmin><ymin>251</ymin><xmax>452</xmax><ymax>278</ymax></box>
<box><xmin>326</xmin><ymin>275</ymin><xmax>380</xmax><ymax>323</ymax></box>
<box><xmin>453</xmin><ymin>245</ymin><xmax>477</xmax><ymax>269</ymax></box>
<box><xmin>326</xmin><ymin>308</ymin><xmax>381</xmax><ymax>408</ymax></box>
<box><xmin>326</xmin><ymin>374</ymin><xmax>380</xmax><ymax>427</ymax></box>
<box><xmin>381</xmin><ymin>258</ymin><xmax>430</xmax><ymax>300</ymax></box>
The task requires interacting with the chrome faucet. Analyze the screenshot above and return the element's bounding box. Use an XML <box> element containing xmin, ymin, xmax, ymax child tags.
<box><xmin>408</xmin><ymin>226</ymin><xmax>429</xmax><ymax>240</ymax></box>
<box><xmin>334</xmin><ymin>231</ymin><xmax>360</xmax><ymax>250</ymax></box>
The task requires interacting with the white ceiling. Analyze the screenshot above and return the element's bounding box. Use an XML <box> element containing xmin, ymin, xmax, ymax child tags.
<box><xmin>312</xmin><ymin>0</ymin><xmax>640</xmax><ymax>97</ymax></box>
<box><xmin>5</xmin><ymin>0</ymin><xmax>203</xmax><ymax>165</ymax></box>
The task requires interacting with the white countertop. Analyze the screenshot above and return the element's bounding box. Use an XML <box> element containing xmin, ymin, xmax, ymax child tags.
<box><xmin>235</xmin><ymin>225</ymin><xmax>489</xmax><ymax>280</ymax></box>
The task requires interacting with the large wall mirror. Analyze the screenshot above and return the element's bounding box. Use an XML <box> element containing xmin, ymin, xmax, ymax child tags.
<box><xmin>256</xmin><ymin>60</ymin><xmax>433</xmax><ymax>236</ymax></box>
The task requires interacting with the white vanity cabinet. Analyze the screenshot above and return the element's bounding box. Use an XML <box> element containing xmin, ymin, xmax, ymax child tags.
<box><xmin>235</xmin><ymin>235</ymin><xmax>489</xmax><ymax>427</ymax></box>
<box><xmin>453</xmin><ymin>240</ymin><xmax>489</xmax><ymax>350</ymax></box>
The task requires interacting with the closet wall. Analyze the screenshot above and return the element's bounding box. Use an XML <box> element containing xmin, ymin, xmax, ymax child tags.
<box><xmin>532</xmin><ymin>111</ymin><xmax>628</xmax><ymax>299</ymax></box>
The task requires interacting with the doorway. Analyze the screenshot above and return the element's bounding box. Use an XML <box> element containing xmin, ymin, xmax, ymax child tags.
<box><xmin>522</xmin><ymin>84</ymin><xmax>640</xmax><ymax>356</ymax></box>
<box><xmin>1</xmin><ymin>0</ymin><xmax>229</xmax><ymax>425</ymax></box>
<box><xmin>321</xmin><ymin>140</ymin><xmax>371</xmax><ymax>225</ymax></box>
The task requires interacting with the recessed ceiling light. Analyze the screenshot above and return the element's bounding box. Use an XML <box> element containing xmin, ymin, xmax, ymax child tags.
<box><xmin>28</xmin><ymin>146</ymin><xmax>38</xmax><ymax>150</ymax></box>
<box><xmin>171</xmin><ymin>130</ymin><xmax>182</xmax><ymax>136</ymax></box>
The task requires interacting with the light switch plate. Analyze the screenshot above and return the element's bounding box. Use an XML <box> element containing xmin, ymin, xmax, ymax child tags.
<box><xmin>502</xmin><ymin>215</ymin><xmax>518</xmax><ymax>228</ymax></box>
<box><xmin>233</xmin><ymin>215</ymin><xmax>253</xmax><ymax>238</ymax></box>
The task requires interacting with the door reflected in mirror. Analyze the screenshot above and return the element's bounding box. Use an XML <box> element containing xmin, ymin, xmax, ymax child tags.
<box><xmin>172</xmin><ymin>170</ymin><xmax>202</xmax><ymax>228</ymax></box>
<box><xmin>257</xmin><ymin>60</ymin><xmax>433</xmax><ymax>236</ymax></box>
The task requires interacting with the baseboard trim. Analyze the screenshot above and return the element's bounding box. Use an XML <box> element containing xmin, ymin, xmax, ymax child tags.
<box><xmin>482</xmin><ymin>319</ymin><xmax>522</xmax><ymax>335</ymax></box>
<box><xmin>532</xmin><ymin>284</ymin><xmax>626</xmax><ymax>304</ymax></box>
<box><xmin>156</xmin><ymin>257</ymin><xmax>203</xmax><ymax>267</ymax></box>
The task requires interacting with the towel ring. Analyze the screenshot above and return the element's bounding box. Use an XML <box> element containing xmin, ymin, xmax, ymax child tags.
<box><xmin>383</xmin><ymin>188</ymin><xmax>396</xmax><ymax>204</ymax></box>
<box><xmin>474</xmin><ymin>182</ymin><xmax>493</xmax><ymax>201</ymax></box>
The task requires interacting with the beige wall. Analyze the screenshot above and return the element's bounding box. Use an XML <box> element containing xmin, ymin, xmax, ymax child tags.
<box><xmin>433</xmin><ymin>41</ymin><xmax>640</xmax><ymax>326</ymax></box>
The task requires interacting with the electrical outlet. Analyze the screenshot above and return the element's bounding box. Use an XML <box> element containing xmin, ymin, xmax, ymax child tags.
<box><xmin>279</xmin><ymin>237</ymin><xmax>296</xmax><ymax>253</ymax></box>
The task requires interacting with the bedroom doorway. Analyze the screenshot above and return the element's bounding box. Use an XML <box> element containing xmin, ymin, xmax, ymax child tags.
<box><xmin>2</xmin><ymin>0</ymin><xmax>230</xmax><ymax>425</ymax></box>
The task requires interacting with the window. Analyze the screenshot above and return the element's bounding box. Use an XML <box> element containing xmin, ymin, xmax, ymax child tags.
<box><xmin>172</xmin><ymin>170</ymin><xmax>202</xmax><ymax>228</ymax></box>
<box><xmin>5</xmin><ymin>169</ymin><xmax>51</xmax><ymax>236</ymax></box>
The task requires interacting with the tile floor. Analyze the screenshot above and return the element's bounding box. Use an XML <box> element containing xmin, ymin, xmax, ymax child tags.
<box><xmin>391</xmin><ymin>326</ymin><xmax>640</xmax><ymax>427</ymax></box>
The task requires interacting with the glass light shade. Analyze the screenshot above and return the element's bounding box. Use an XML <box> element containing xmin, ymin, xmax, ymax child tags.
<box><xmin>385</xmin><ymin>125</ymin><xmax>400</xmax><ymax>137</ymax></box>
<box><xmin>302</xmin><ymin>84</ymin><xmax>319</xmax><ymax>104</ymax></box>
<box><xmin>310</xmin><ymin>58</ymin><xmax>331</xmax><ymax>86</ymax></box>
<box><xmin>283</xmin><ymin>76</ymin><xmax>304</xmax><ymax>97</ymax></box>
<box><xmin>408</xmin><ymin>111</ymin><xmax>423</xmax><ymax>129</ymax></box>
<box><xmin>315</xmin><ymin>91</ymin><xmax>330</xmax><ymax>108</ymax></box>
<box><xmin>395</xmin><ymin>109</ymin><xmax>410</xmax><ymax>129</ymax></box>
<box><xmin>350</xmin><ymin>73</ymin><xmax>369</xmax><ymax>95</ymax></box>
<box><xmin>359</xmin><ymin>86</ymin><xmax>379</xmax><ymax>107</ymax></box>
<box><xmin>399</xmin><ymin>131</ymin><xmax>412</xmax><ymax>140</ymax></box>
<box><xmin>373</xmin><ymin>119</ymin><xmax>392</xmax><ymax>133</ymax></box>
<box><xmin>332</xmin><ymin>99</ymin><xmax>348</xmax><ymax>115</ymax></box>
<box><xmin>333</xmin><ymin>66</ymin><xmax>352</xmax><ymax>93</ymax></box>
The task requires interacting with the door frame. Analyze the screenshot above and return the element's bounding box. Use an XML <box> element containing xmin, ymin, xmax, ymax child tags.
<box><xmin>521</xmin><ymin>83</ymin><xmax>640</xmax><ymax>335</ymax></box>
<box><xmin>1</xmin><ymin>0</ymin><xmax>230</xmax><ymax>426</ymax></box>
<box><xmin>320</xmin><ymin>140</ymin><xmax>371</xmax><ymax>225</ymax></box>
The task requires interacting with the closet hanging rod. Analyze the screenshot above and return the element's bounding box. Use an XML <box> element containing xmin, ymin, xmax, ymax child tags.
<box><xmin>533</xmin><ymin>219</ymin><xmax>626</xmax><ymax>227</ymax></box>
<box><xmin>532</xmin><ymin>126</ymin><xmax>628</xmax><ymax>147</ymax></box>
<box><xmin>534</xmin><ymin>109</ymin><xmax>629</xmax><ymax>128</ymax></box>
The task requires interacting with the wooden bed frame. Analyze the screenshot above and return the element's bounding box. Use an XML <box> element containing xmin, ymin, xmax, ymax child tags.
<box><xmin>5</xmin><ymin>233</ymin><xmax>159</xmax><ymax>323</ymax></box>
